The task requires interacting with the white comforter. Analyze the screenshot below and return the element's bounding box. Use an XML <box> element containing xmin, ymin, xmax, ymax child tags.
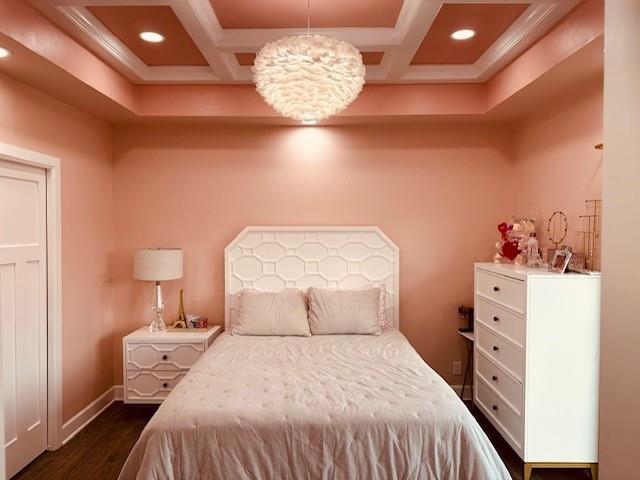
<box><xmin>119</xmin><ymin>329</ymin><xmax>510</xmax><ymax>480</ymax></box>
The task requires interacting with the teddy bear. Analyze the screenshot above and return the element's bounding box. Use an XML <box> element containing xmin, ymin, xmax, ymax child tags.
<box><xmin>493</xmin><ymin>217</ymin><xmax>537</xmax><ymax>264</ymax></box>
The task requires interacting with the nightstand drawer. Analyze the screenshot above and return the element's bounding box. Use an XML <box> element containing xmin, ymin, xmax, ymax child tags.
<box><xmin>476</xmin><ymin>323</ymin><xmax>524</xmax><ymax>382</ymax></box>
<box><xmin>125</xmin><ymin>370</ymin><xmax>186</xmax><ymax>403</ymax></box>
<box><xmin>476</xmin><ymin>270</ymin><xmax>525</xmax><ymax>314</ymax></box>
<box><xmin>476</xmin><ymin>297</ymin><xmax>524</xmax><ymax>348</ymax></box>
<box><xmin>126</xmin><ymin>342</ymin><xmax>204</xmax><ymax>371</ymax></box>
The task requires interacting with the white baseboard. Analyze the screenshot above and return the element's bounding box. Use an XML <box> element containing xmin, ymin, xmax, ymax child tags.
<box><xmin>450</xmin><ymin>384</ymin><xmax>473</xmax><ymax>401</ymax></box>
<box><xmin>61</xmin><ymin>386</ymin><xmax>119</xmax><ymax>445</ymax></box>
<box><xmin>114</xmin><ymin>384</ymin><xmax>124</xmax><ymax>401</ymax></box>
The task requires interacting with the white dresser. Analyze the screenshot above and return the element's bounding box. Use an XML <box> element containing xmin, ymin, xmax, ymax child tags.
<box><xmin>473</xmin><ymin>263</ymin><xmax>600</xmax><ymax>480</ymax></box>
<box><xmin>123</xmin><ymin>326</ymin><xmax>221</xmax><ymax>404</ymax></box>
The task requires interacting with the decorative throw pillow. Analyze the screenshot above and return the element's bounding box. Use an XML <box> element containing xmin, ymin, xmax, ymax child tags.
<box><xmin>375</xmin><ymin>284</ymin><xmax>388</xmax><ymax>328</ymax></box>
<box><xmin>232</xmin><ymin>289</ymin><xmax>311</xmax><ymax>336</ymax></box>
<box><xmin>307</xmin><ymin>287</ymin><xmax>382</xmax><ymax>335</ymax></box>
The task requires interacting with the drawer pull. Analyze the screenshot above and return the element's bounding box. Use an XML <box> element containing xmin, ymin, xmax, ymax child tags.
<box><xmin>492</xmin><ymin>345</ymin><xmax>499</xmax><ymax>352</ymax></box>
<box><xmin>493</xmin><ymin>316</ymin><xmax>499</xmax><ymax>322</ymax></box>
<box><xmin>162</xmin><ymin>382</ymin><xmax>168</xmax><ymax>388</ymax></box>
<box><xmin>493</xmin><ymin>286</ymin><xmax>500</xmax><ymax>292</ymax></box>
<box><xmin>492</xmin><ymin>375</ymin><xmax>498</xmax><ymax>381</ymax></box>
<box><xmin>492</xmin><ymin>405</ymin><xmax>498</xmax><ymax>411</ymax></box>
<box><xmin>161</xmin><ymin>354</ymin><xmax>168</xmax><ymax>361</ymax></box>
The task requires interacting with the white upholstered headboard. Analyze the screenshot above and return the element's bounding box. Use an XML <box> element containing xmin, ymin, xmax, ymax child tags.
<box><xmin>224</xmin><ymin>227</ymin><xmax>399</xmax><ymax>330</ymax></box>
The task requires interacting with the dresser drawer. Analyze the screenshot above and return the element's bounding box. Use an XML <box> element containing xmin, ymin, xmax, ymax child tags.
<box><xmin>126</xmin><ymin>342</ymin><xmax>204</xmax><ymax>371</ymax></box>
<box><xmin>476</xmin><ymin>350</ymin><xmax>523</xmax><ymax>414</ymax></box>
<box><xmin>476</xmin><ymin>323</ymin><xmax>524</xmax><ymax>381</ymax></box>
<box><xmin>476</xmin><ymin>270</ymin><xmax>525</xmax><ymax>314</ymax></box>
<box><xmin>476</xmin><ymin>378</ymin><xmax>523</xmax><ymax>451</ymax></box>
<box><xmin>476</xmin><ymin>297</ymin><xmax>525</xmax><ymax>348</ymax></box>
<box><xmin>125</xmin><ymin>370</ymin><xmax>186</xmax><ymax>403</ymax></box>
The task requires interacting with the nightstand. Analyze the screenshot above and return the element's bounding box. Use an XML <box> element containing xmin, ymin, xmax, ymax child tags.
<box><xmin>123</xmin><ymin>325</ymin><xmax>222</xmax><ymax>404</ymax></box>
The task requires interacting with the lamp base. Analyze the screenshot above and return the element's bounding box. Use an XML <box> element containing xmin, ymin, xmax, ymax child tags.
<box><xmin>149</xmin><ymin>281</ymin><xmax>167</xmax><ymax>332</ymax></box>
<box><xmin>149</xmin><ymin>313</ymin><xmax>166</xmax><ymax>332</ymax></box>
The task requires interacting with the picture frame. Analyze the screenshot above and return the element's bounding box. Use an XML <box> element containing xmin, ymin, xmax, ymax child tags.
<box><xmin>550</xmin><ymin>248</ymin><xmax>573</xmax><ymax>273</ymax></box>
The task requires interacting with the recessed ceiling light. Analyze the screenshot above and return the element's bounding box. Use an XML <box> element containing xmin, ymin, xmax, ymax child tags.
<box><xmin>450</xmin><ymin>29</ymin><xmax>476</xmax><ymax>41</ymax></box>
<box><xmin>302</xmin><ymin>119</ymin><xmax>318</xmax><ymax>125</ymax></box>
<box><xmin>0</xmin><ymin>47</ymin><xmax>12</xmax><ymax>59</ymax></box>
<box><xmin>139</xmin><ymin>31</ymin><xmax>165</xmax><ymax>43</ymax></box>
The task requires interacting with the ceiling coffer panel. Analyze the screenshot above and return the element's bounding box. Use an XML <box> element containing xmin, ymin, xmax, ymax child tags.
<box><xmin>209</xmin><ymin>0</ymin><xmax>404</xmax><ymax>29</ymax></box>
<box><xmin>411</xmin><ymin>3</ymin><xmax>530</xmax><ymax>65</ymax></box>
<box><xmin>29</xmin><ymin>0</ymin><xmax>580</xmax><ymax>84</ymax></box>
<box><xmin>87</xmin><ymin>5</ymin><xmax>209</xmax><ymax>66</ymax></box>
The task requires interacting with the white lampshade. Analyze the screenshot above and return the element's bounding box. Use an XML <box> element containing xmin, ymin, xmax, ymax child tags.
<box><xmin>133</xmin><ymin>248</ymin><xmax>183</xmax><ymax>281</ymax></box>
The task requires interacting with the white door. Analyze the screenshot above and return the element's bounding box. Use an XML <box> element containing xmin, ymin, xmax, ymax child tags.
<box><xmin>0</xmin><ymin>160</ymin><xmax>48</xmax><ymax>478</ymax></box>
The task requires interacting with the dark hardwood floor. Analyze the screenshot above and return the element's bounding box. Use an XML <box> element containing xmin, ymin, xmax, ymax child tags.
<box><xmin>13</xmin><ymin>403</ymin><xmax>158</xmax><ymax>480</ymax></box>
<box><xmin>14</xmin><ymin>402</ymin><xmax>593</xmax><ymax>480</ymax></box>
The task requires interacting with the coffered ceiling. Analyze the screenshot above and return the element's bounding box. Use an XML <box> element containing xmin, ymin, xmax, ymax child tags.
<box><xmin>31</xmin><ymin>0</ymin><xmax>580</xmax><ymax>85</ymax></box>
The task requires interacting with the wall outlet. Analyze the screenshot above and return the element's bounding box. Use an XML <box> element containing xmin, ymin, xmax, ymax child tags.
<box><xmin>453</xmin><ymin>361</ymin><xmax>462</xmax><ymax>376</ymax></box>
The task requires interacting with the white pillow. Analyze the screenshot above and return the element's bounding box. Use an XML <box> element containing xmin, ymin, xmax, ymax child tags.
<box><xmin>232</xmin><ymin>289</ymin><xmax>311</xmax><ymax>336</ymax></box>
<box><xmin>308</xmin><ymin>287</ymin><xmax>382</xmax><ymax>335</ymax></box>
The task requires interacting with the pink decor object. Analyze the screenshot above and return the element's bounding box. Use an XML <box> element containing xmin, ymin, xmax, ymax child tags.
<box><xmin>501</xmin><ymin>240</ymin><xmax>520</xmax><ymax>261</ymax></box>
<box><xmin>195</xmin><ymin>318</ymin><xmax>208</xmax><ymax>329</ymax></box>
<box><xmin>494</xmin><ymin>222</ymin><xmax>521</xmax><ymax>262</ymax></box>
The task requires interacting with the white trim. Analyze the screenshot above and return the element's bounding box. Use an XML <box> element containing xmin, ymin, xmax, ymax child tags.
<box><xmin>451</xmin><ymin>384</ymin><xmax>473</xmax><ymax>402</ymax></box>
<box><xmin>384</xmin><ymin>0</ymin><xmax>442</xmax><ymax>81</ymax></box>
<box><xmin>0</xmin><ymin>142</ymin><xmax>63</xmax><ymax>451</ymax></box>
<box><xmin>114</xmin><ymin>384</ymin><xmax>124</xmax><ymax>401</ymax></box>
<box><xmin>474</xmin><ymin>1</ymin><xmax>580</xmax><ymax>82</ymax></box>
<box><xmin>31</xmin><ymin>0</ymin><xmax>580</xmax><ymax>84</ymax></box>
<box><xmin>173</xmin><ymin>0</ymin><xmax>233</xmax><ymax>81</ymax></box>
<box><xmin>60</xmin><ymin>387</ymin><xmax>119</xmax><ymax>445</ymax></box>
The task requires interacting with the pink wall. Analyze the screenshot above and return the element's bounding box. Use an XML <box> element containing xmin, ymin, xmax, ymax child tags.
<box><xmin>0</xmin><ymin>67</ymin><xmax>604</xmax><ymax>420</ymax></box>
<box><xmin>511</xmin><ymin>75</ymin><xmax>603</xmax><ymax>266</ymax></box>
<box><xmin>0</xmin><ymin>73</ymin><xmax>115</xmax><ymax>422</ymax></box>
<box><xmin>112</xmin><ymin>122</ymin><xmax>514</xmax><ymax>385</ymax></box>
<box><xmin>0</xmin><ymin>14</ymin><xmax>606</xmax><ymax>419</ymax></box>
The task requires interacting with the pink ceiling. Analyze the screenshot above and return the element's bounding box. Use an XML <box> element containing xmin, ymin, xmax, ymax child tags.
<box><xmin>411</xmin><ymin>3</ymin><xmax>529</xmax><ymax>65</ymax></box>
<box><xmin>87</xmin><ymin>6</ymin><xmax>208</xmax><ymax>67</ymax></box>
<box><xmin>210</xmin><ymin>0</ymin><xmax>404</xmax><ymax>28</ymax></box>
<box><xmin>2</xmin><ymin>0</ymin><xmax>602</xmax><ymax>121</ymax></box>
<box><xmin>235</xmin><ymin>51</ymin><xmax>385</xmax><ymax>66</ymax></box>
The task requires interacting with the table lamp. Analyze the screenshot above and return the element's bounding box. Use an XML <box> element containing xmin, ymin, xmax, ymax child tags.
<box><xmin>133</xmin><ymin>248</ymin><xmax>183</xmax><ymax>332</ymax></box>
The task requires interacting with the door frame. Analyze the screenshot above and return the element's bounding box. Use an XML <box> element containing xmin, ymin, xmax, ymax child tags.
<box><xmin>0</xmin><ymin>142</ymin><xmax>63</xmax><ymax>450</ymax></box>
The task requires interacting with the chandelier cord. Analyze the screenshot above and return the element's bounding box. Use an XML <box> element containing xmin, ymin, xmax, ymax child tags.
<box><xmin>307</xmin><ymin>0</ymin><xmax>310</xmax><ymax>34</ymax></box>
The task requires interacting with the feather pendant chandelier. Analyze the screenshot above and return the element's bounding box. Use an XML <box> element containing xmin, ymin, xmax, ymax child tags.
<box><xmin>252</xmin><ymin>1</ymin><xmax>365</xmax><ymax>124</ymax></box>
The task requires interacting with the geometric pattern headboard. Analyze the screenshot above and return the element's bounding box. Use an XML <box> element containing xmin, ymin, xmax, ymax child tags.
<box><xmin>224</xmin><ymin>226</ymin><xmax>400</xmax><ymax>330</ymax></box>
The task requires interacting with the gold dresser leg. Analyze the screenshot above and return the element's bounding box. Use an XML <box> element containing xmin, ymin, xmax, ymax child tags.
<box><xmin>524</xmin><ymin>463</ymin><xmax>533</xmax><ymax>480</ymax></box>
<box><xmin>590</xmin><ymin>463</ymin><xmax>598</xmax><ymax>480</ymax></box>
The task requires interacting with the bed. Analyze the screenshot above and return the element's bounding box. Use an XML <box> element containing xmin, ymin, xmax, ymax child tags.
<box><xmin>119</xmin><ymin>227</ymin><xmax>510</xmax><ymax>479</ymax></box>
